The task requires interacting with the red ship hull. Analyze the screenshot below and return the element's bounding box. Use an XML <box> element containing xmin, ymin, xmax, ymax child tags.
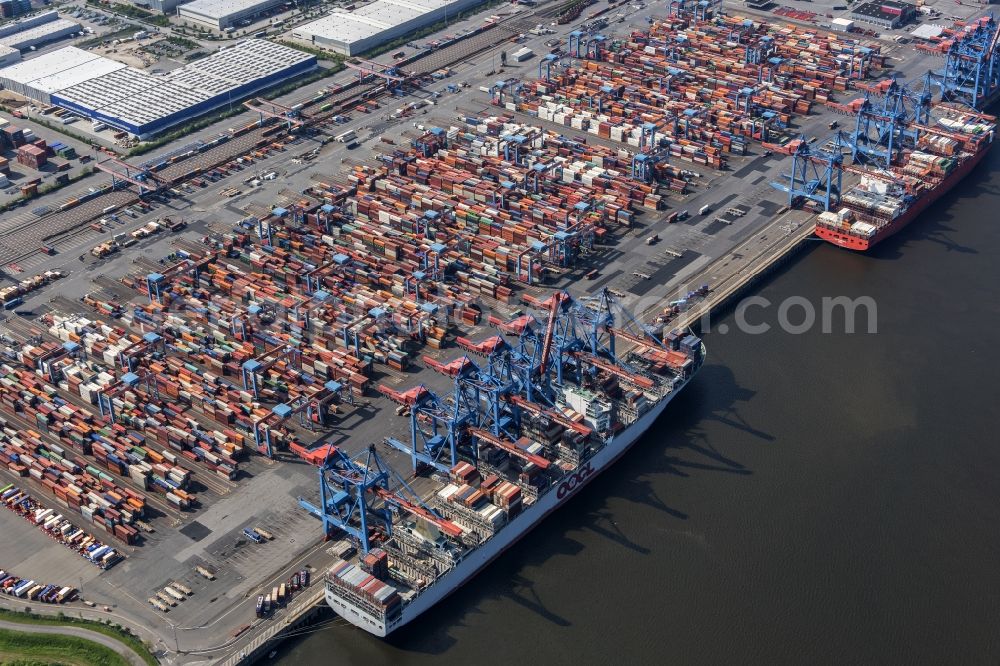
<box><xmin>815</xmin><ymin>139</ymin><xmax>993</xmax><ymax>251</ymax></box>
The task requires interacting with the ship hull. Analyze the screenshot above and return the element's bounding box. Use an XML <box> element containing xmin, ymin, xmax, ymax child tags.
<box><xmin>325</xmin><ymin>366</ymin><xmax>699</xmax><ymax>636</ymax></box>
<box><xmin>815</xmin><ymin>139</ymin><xmax>992</xmax><ymax>251</ymax></box>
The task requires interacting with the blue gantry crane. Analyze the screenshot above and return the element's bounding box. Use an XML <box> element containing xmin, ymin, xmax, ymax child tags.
<box><xmin>768</xmin><ymin>136</ymin><xmax>845</xmax><ymax>210</ymax></box>
<box><xmin>301</xmin><ymin>290</ymin><xmax>678</xmax><ymax>549</ymax></box>
<box><xmin>931</xmin><ymin>14</ymin><xmax>1000</xmax><ymax>110</ymax></box>
<box><xmin>299</xmin><ymin>444</ymin><xmax>463</xmax><ymax>553</ymax></box>
<box><xmin>383</xmin><ymin>289</ymin><xmax>659</xmax><ymax>476</ymax></box>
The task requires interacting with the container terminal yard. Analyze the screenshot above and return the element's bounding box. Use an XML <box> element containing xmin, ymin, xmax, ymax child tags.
<box><xmin>0</xmin><ymin>0</ymin><xmax>995</xmax><ymax>661</ymax></box>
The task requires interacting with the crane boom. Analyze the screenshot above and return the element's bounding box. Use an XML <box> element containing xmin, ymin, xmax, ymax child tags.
<box><xmin>987</xmin><ymin>19</ymin><xmax>1000</xmax><ymax>62</ymax></box>
<box><xmin>372</xmin><ymin>487</ymin><xmax>464</xmax><ymax>537</ymax></box>
<box><xmin>508</xmin><ymin>394</ymin><xmax>592</xmax><ymax>436</ymax></box>
<box><xmin>422</xmin><ymin>355</ymin><xmax>474</xmax><ymax>377</ymax></box>
<box><xmin>539</xmin><ymin>293</ymin><xmax>564</xmax><ymax>374</ymax></box>
<box><xmin>574</xmin><ymin>352</ymin><xmax>655</xmax><ymax>389</ymax></box>
<box><xmin>467</xmin><ymin>427</ymin><xmax>551</xmax><ymax>469</ymax></box>
<box><xmin>606</xmin><ymin>326</ymin><xmax>664</xmax><ymax>350</ymax></box>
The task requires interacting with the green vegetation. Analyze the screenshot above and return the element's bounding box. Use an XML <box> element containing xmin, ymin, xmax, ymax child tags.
<box><xmin>166</xmin><ymin>36</ymin><xmax>199</xmax><ymax>50</ymax></box>
<box><xmin>359</xmin><ymin>0</ymin><xmax>508</xmax><ymax>60</ymax></box>
<box><xmin>76</xmin><ymin>27</ymin><xmax>140</xmax><ymax>49</ymax></box>
<box><xmin>126</xmin><ymin>62</ymin><xmax>345</xmax><ymax>157</ymax></box>
<box><xmin>87</xmin><ymin>0</ymin><xmax>170</xmax><ymax>26</ymax></box>
<box><xmin>273</xmin><ymin>40</ymin><xmax>346</xmax><ymax>64</ymax></box>
<box><xmin>0</xmin><ymin>628</ymin><xmax>129</xmax><ymax>666</ymax></box>
<box><xmin>0</xmin><ymin>609</ymin><xmax>156</xmax><ymax>666</ymax></box>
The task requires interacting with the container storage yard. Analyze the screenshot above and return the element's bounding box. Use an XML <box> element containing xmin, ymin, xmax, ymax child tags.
<box><xmin>0</xmin><ymin>0</ymin><xmax>994</xmax><ymax>660</ymax></box>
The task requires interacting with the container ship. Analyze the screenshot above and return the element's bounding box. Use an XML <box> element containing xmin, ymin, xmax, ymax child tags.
<box><xmin>814</xmin><ymin>105</ymin><xmax>996</xmax><ymax>251</ymax></box>
<box><xmin>314</xmin><ymin>290</ymin><xmax>705</xmax><ymax>637</ymax></box>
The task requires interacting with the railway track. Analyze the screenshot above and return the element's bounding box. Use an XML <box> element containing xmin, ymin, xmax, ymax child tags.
<box><xmin>0</xmin><ymin>7</ymin><xmax>570</xmax><ymax>266</ymax></box>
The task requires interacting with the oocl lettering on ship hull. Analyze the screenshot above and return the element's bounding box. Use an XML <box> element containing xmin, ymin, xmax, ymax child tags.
<box><xmin>556</xmin><ymin>462</ymin><xmax>596</xmax><ymax>500</ymax></box>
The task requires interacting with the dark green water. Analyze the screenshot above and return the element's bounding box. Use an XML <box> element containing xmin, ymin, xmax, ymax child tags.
<box><xmin>279</xmin><ymin>146</ymin><xmax>1000</xmax><ymax>665</ymax></box>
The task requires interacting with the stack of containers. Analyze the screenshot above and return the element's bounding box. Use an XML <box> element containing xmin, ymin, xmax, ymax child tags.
<box><xmin>518</xmin><ymin>15</ymin><xmax>884</xmax><ymax>169</ymax></box>
<box><xmin>328</xmin><ymin>559</ymin><xmax>402</xmax><ymax>612</ymax></box>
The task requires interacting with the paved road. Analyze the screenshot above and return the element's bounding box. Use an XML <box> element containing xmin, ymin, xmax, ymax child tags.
<box><xmin>0</xmin><ymin>617</ymin><xmax>149</xmax><ymax>666</ymax></box>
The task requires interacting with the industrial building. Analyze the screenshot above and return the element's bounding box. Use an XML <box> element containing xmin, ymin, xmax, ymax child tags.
<box><xmin>0</xmin><ymin>8</ymin><xmax>52</xmax><ymax>35</ymax></box>
<box><xmin>177</xmin><ymin>0</ymin><xmax>284</xmax><ymax>30</ymax></box>
<box><xmin>830</xmin><ymin>17</ymin><xmax>854</xmax><ymax>32</ymax></box>
<box><xmin>0</xmin><ymin>18</ymin><xmax>82</xmax><ymax>51</ymax></box>
<box><xmin>0</xmin><ymin>47</ymin><xmax>118</xmax><ymax>104</ymax></box>
<box><xmin>0</xmin><ymin>0</ymin><xmax>31</xmax><ymax>19</ymax></box>
<box><xmin>0</xmin><ymin>40</ymin><xmax>315</xmax><ymax>137</ymax></box>
<box><xmin>132</xmin><ymin>0</ymin><xmax>190</xmax><ymax>12</ymax></box>
<box><xmin>849</xmin><ymin>1</ymin><xmax>916</xmax><ymax>29</ymax></box>
<box><xmin>0</xmin><ymin>44</ymin><xmax>19</xmax><ymax>68</ymax></box>
<box><xmin>292</xmin><ymin>0</ymin><xmax>484</xmax><ymax>55</ymax></box>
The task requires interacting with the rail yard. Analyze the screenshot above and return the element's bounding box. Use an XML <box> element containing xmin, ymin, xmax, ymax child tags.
<box><xmin>0</xmin><ymin>0</ymin><xmax>996</xmax><ymax>661</ymax></box>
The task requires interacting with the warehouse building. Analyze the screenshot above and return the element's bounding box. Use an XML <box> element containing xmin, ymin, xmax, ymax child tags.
<box><xmin>292</xmin><ymin>0</ymin><xmax>484</xmax><ymax>55</ymax></box>
<box><xmin>0</xmin><ymin>47</ymin><xmax>118</xmax><ymax>104</ymax></box>
<box><xmin>0</xmin><ymin>44</ymin><xmax>19</xmax><ymax>68</ymax></box>
<box><xmin>0</xmin><ymin>18</ymin><xmax>82</xmax><ymax>51</ymax></box>
<box><xmin>0</xmin><ymin>10</ymin><xmax>59</xmax><ymax>37</ymax></box>
<box><xmin>0</xmin><ymin>40</ymin><xmax>315</xmax><ymax>137</ymax></box>
<box><xmin>849</xmin><ymin>1</ymin><xmax>916</xmax><ymax>29</ymax></box>
<box><xmin>0</xmin><ymin>0</ymin><xmax>33</xmax><ymax>20</ymax></box>
<box><xmin>131</xmin><ymin>0</ymin><xmax>191</xmax><ymax>12</ymax></box>
<box><xmin>177</xmin><ymin>0</ymin><xmax>284</xmax><ymax>30</ymax></box>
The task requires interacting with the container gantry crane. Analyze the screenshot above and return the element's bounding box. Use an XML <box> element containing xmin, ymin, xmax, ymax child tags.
<box><xmin>94</xmin><ymin>157</ymin><xmax>167</xmax><ymax>195</ymax></box>
<box><xmin>932</xmin><ymin>14</ymin><xmax>1000</xmax><ymax>110</ymax></box>
<box><xmin>299</xmin><ymin>444</ymin><xmax>462</xmax><ymax>553</ymax></box>
<box><xmin>385</xmin><ymin>290</ymin><xmax>660</xmax><ymax>478</ymax></box>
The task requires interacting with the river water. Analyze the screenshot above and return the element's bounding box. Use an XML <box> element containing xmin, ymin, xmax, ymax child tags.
<box><xmin>279</xmin><ymin>145</ymin><xmax>1000</xmax><ymax>665</ymax></box>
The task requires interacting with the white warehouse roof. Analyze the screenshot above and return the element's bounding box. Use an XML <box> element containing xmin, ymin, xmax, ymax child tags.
<box><xmin>296</xmin><ymin>0</ymin><xmax>460</xmax><ymax>46</ymax></box>
<box><xmin>0</xmin><ymin>19</ymin><xmax>82</xmax><ymax>50</ymax></box>
<box><xmin>50</xmin><ymin>40</ymin><xmax>315</xmax><ymax>136</ymax></box>
<box><xmin>0</xmin><ymin>40</ymin><xmax>315</xmax><ymax>136</ymax></box>
<box><xmin>28</xmin><ymin>57</ymin><xmax>126</xmax><ymax>96</ymax></box>
<box><xmin>179</xmin><ymin>0</ymin><xmax>278</xmax><ymax>20</ymax></box>
<box><xmin>0</xmin><ymin>47</ymin><xmax>100</xmax><ymax>86</ymax></box>
<box><xmin>911</xmin><ymin>24</ymin><xmax>945</xmax><ymax>40</ymax></box>
<box><xmin>0</xmin><ymin>45</ymin><xmax>22</xmax><ymax>67</ymax></box>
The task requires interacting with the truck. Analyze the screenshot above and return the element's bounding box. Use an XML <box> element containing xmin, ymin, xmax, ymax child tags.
<box><xmin>243</xmin><ymin>527</ymin><xmax>264</xmax><ymax>544</ymax></box>
<box><xmin>278</xmin><ymin>583</ymin><xmax>286</xmax><ymax>604</ymax></box>
<box><xmin>163</xmin><ymin>586</ymin><xmax>185</xmax><ymax>601</ymax></box>
<box><xmin>255</xmin><ymin>595</ymin><xmax>265</xmax><ymax>617</ymax></box>
<box><xmin>172</xmin><ymin>582</ymin><xmax>193</xmax><ymax>595</ymax></box>
<box><xmin>196</xmin><ymin>566</ymin><xmax>216</xmax><ymax>580</ymax></box>
<box><xmin>254</xmin><ymin>527</ymin><xmax>274</xmax><ymax>540</ymax></box>
<box><xmin>698</xmin><ymin>204</ymin><xmax>711</xmax><ymax>215</ymax></box>
<box><xmin>334</xmin><ymin>129</ymin><xmax>356</xmax><ymax>143</ymax></box>
<box><xmin>513</xmin><ymin>47</ymin><xmax>534</xmax><ymax>62</ymax></box>
<box><xmin>91</xmin><ymin>242</ymin><xmax>117</xmax><ymax>258</ymax></box>
<box><xmin>271</xmin><ymin>586</ymin><xmax>280</xmax><ymax>606</ymax></box>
